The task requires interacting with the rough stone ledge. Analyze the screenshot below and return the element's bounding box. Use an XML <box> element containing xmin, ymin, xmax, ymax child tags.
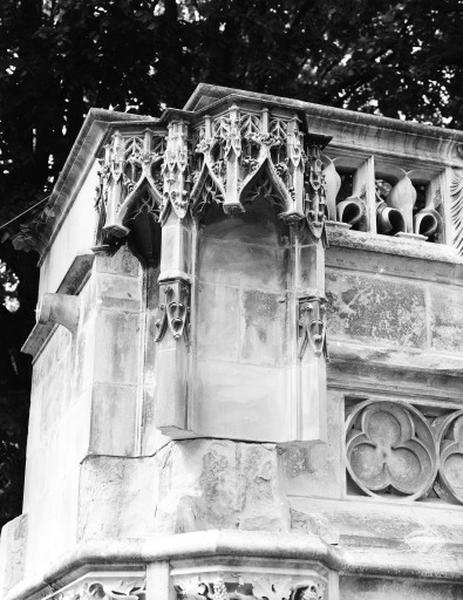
<box><xmin>7</xmin><ymin>530</ymin><xmax>463</xmax><ymax>600</ymax></box>
<box><xmin>326</xmin><ymin>224</ymin><xmax>463</xmax><ymax>264</ymax></box>
<box><xmin>329</xmin><ymin>339</ymin><xmax>463</xmax><ymax>378</ymax></box>
<box><xmin>327</xmin><ymin>227</ymin><xmax>463</xmax><ymax>263</ymax></box>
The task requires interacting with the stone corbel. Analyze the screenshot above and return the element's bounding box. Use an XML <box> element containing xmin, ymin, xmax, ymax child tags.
<box><xmin>298</xmin><ymin>295</ymin><xmax>328</xmax><ymax>360</ymax></box>
<box><xmin>154</xmin><ymin>278</ymin><xmax>190</xmax><ymax>342</ymax></box>
<box><xmin>37</xmin><ymin>293</ymin><xmax>80</xmax><ymax>334</ymax></box>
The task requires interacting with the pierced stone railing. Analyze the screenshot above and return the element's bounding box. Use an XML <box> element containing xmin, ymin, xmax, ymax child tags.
<box><xmin>323</xmin><ymin>156</ymin><xmax>447</xmax><ymax>243</ymax></box>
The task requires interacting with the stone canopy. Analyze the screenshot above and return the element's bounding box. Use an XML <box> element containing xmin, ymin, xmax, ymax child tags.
<box><xmin>2</xmin><ymin>84</ymin><xmax>463</xmax><ymax>600</ymax></box>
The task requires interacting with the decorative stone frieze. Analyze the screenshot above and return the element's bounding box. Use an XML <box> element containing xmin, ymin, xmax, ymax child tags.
<box><xmin>172</xmin><ymin>563</ymin><xmax>330</xmax><ymax>600</ymax></box>
<box><xmin>345</xmin><ymin>399</ymin><xmax>463</xmax><ymax>504</ymax></box>
<box><xmin>190</xmin><ymin>106</ymin><xmax>308</xmax><ymax>221</ymax></box>
<box><xmin>97</xmin><ymin>128</ymin><xmax>165</xmax><ymax>238</ymax></box>
<box><xmin>450</xmin><ymin>169</ymin><xmax>463</xmax><ymax>255</ymax></box>
<box><xmin>46</xmin><ymin>572</ymin><xmax>145</xmax><ymax>600</ymax></box>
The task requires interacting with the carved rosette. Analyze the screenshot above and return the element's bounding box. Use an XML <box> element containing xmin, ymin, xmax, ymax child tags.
<box><xmin>154</xmin><ymin>279</ymin><xmax>190</xmax><ymax>342</ymax></box>
<box><xmin>298</xmin><ymin>295</ymin><xmax>327</xmax><ymax>359</ymax></box>
<box><xmin>97</xmin><ymin>128</ymin><xmax>165</xmax><ymax>237</ymax></box>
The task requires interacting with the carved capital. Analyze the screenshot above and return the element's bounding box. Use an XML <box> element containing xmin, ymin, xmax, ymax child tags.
<box><xmin>155</xmin><ymin>278</ymin><xmax>190</xmax><ymax>342</ymax></box>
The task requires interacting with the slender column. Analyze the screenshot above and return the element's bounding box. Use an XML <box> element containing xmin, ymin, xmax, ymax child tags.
<box><xmin>153</xmin><ymin>211</ymin><xmax>193</xmax><ymax>436</ymax></box>
<box><xmin>154</xmin><ymin>119</ymin><xmax>194</xmax><ymax>435</ymax></box>
<box><xmin>294</xmin><ymin>142</ymin><xmax>328</xmax><ymax>442</ymax></box>
<box><xmin>353</xmin><ymin>155</ymin><xmax>376</xmax><ymax>232</ymax></box>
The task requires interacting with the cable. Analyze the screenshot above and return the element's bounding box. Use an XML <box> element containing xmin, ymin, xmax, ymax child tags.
<box><xmin>0</xmin><ymin>195</ymin><xmax>50</xmax><ymax>232</ymax></box>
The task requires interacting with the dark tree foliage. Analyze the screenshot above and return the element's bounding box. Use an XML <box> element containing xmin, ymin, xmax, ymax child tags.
<box><xmin>0</xmin><ymin>0</ymin><xmax>462</xmax><ymax>527</ymax></box>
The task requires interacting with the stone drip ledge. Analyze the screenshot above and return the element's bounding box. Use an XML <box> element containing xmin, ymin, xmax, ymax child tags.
<box><xmin>329</xmin><ymin>340</ymin><xmax>463</xmax><ymax>378</ymax></box>
<box><xmin>22</xmin><ymin>251</ymin><xmax>94</xmax><ymax>360</ymax></box>
<box><xmin>326</xmin><ymin>222</ymin><xmax>463</xmax><ymax>264</ymax></box>
<box><xmin>7</xmin><ymin>530</ymin><xmax>463</xmax><ymax>600</ymax></box>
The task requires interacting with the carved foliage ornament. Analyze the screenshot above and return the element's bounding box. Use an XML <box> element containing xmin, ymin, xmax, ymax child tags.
<box><xmin>450</xmin><ymin>169</ymin><xmax>463</xmax><ymax>255</ymax></box>
<box><xmin>154</xmin><ymin>279</ymin><xmax>190</xmax><ymax>342</ymax></box>
<box><xmin>190</xmin><ymin>105</ymin><xmax>326</xmax><ymax>236</ymax></box>
<box><xmin>176</xmin><ymin>577</ymin><xmax>326</xmax><ymax>600</ymax></box>
<box><xmin>52</xmin><ymin>579</ymin><xmax>145</xmax><ymax>600</ymax></box>
<box><xmin>96</xmin><ymin>129</ymin><xmax>165</xmax><ymax>237</ymax></box>
<box><xmin>162</xmin><ymin>120</ymin><xmax>190</xmax><ymax>220</ymax></box>
<box><xmin>346</xmin><ymin>400</ymin><xmax>463</xmax><ymax>504</ymax></box>
<box><xmin>96</xmin><ymin>109</ymin><xmax>328</xmax><ymax>241</ymax></box>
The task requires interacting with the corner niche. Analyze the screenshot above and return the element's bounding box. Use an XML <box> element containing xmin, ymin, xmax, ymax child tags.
<box><xmin>192</xmin><ymin>198</ymin><xmax>292</xmax><ymax>441</ymax></box>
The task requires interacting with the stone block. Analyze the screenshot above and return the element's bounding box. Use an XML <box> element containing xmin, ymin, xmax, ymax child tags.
<box><xmin>197</xmin><ymin>283</ymin><xmax>240</xmax><ymax>360</ymax></box>
<box><xmin>194</xmin><ymin>360</ymin><xmax>287</xmax><ymax>441</ymax></box>
<box><xmin>281</xmin><ymin>390</ymin><xmax>344</xmax><ymax>499</ymax></box>
<box><xmin>0</xmin><ymin>514</ymin><xmax>27</xmax><ymax>596</ymax></box>
<box><xmin>326</xmin><ymin>269</ymin><xmax>426</xmax><ymax>348</ymax></box>
<box><xmin>78</xmin><ymin>455</ymin><xmax>156</xmax><ymax>540</ymax></box>
<box><xmin>95</xmin><ymin>272</ymin><xmax>141</xmax><ymax>311</ymax></box>
<box><xmin>430</xmin><ymin>284</ymin><xmax>463</xmax><ymax>353</ymax></box>
<box><xmin>240</xmin><ymin>289</ymin><xmax>286</xmax><ymax>366</ymax></box>
<box><xmin>89</xmin><ymin>383</ymin><xmax>137</xmax><ymax>455</ymax></box>
<box><xmin>154</xmin><ymin>439</ymin><xmax>289</xmax><ymax>533</ymax></box>
<box><xmin>95</xmin><ymin>245</ymin><xmax>141</xmax><ymax>277</ymax></box>
<box><xmin>199</xmin><ymin>238</ymin><xmax>286</xmax><ymax>292</ymax></box>
<box><xmin>93</xmin><ymin>310</ymin><xmax>140</xmax><ymax>385</ymax></box>
<box><xmin>340</xmin><ymin>576</ymin><xmax>463</xmax><ymax>599</ymax></box>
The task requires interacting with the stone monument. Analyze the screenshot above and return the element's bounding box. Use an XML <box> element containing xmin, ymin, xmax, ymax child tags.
<box><xmin>2</xmin><ymin>84</ymin><xmax>463</xmax><ymax>599</ymax></box>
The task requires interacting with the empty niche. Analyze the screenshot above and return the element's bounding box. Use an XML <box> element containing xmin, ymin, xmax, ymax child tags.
<box><xmin>193</xmin><ymin>194</ymin><xmax>292</xmax><ymax>440</ymax></box>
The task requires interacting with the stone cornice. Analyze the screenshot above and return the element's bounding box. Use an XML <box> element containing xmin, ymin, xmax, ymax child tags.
<box><xmin>6</xmin><ymin>530</ymin><xmax>463</xmax><ymax>600</ymax></box>
<box><xmin>184</xmin><ymin>84</ymin><xmax>463</xmax><ymax>155</ymax></box>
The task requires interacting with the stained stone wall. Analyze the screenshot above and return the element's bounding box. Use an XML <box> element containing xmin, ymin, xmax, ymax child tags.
<box><xmin>2</xmin><ymin>85</ymin><xmax>463</xmax><ymax>600</ymax></box>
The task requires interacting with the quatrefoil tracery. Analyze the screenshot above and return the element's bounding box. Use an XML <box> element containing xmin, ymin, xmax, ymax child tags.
<box><xmin>346</xmin><ymin>401</ymin><xmax>437</xmax><ymax>501</ymax></box>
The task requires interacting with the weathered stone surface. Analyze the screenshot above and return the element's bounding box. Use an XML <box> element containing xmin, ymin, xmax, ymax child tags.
<box><xmin>89</xmin><ymin>383</ymin><xmax>137</xmax><ymax>455</ymax></box>
<box><xmin>155</xmin><ymin>440</ymin><xmax>289</xmax><ymax>533</ymax></box>
<box><xmin>197</xmin><ymin>283</ymin><xmax>240</xmax><ymax>360</ymax></box>
<box><xmin>0</xmin><ymin>515</ymin><xmax>27</xmax><ymax>596</ymax></box>
<box><xmin>240</xmin><ymin>290</ymin><xmax>286</xmax><ymax>366</ymax></box>
<box><xmin>340</xmin><ymin>576</ymin><xmax>463</xmax><ymax>600</ymax></box>
<box><xmin>194</xmin><ymin>360</ymin><xmax>287</xmax><ymax>440</ymax></box>
<box><xmin>281</xmin><ymin>391</ymin><xmax>343</xmax><ymax>499</ymax></box>
<box><xmin>430</xmin><ymin>284</ymin><xmax>463</xmax><ymax>353</ymax></box>
<box><xmin>93</xmin><ymin>310</ymin><xmax>140</xmax><ymax>385</ymax></box>
<box><xmin>8</xmin><ymin>85</ymin><xmax>463</xmax><ymax>600</ymax></box>
<box><xmin>326</xmin><ymin>269</ymin><xmax>426</xmax><ymax>348</ymax></box>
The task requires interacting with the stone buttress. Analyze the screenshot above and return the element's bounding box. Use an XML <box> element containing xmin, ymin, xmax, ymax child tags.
<box><xmin>2</xmin><ymin>85</ymin><xmax>463</xmax><ymax>600</ymax></box>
